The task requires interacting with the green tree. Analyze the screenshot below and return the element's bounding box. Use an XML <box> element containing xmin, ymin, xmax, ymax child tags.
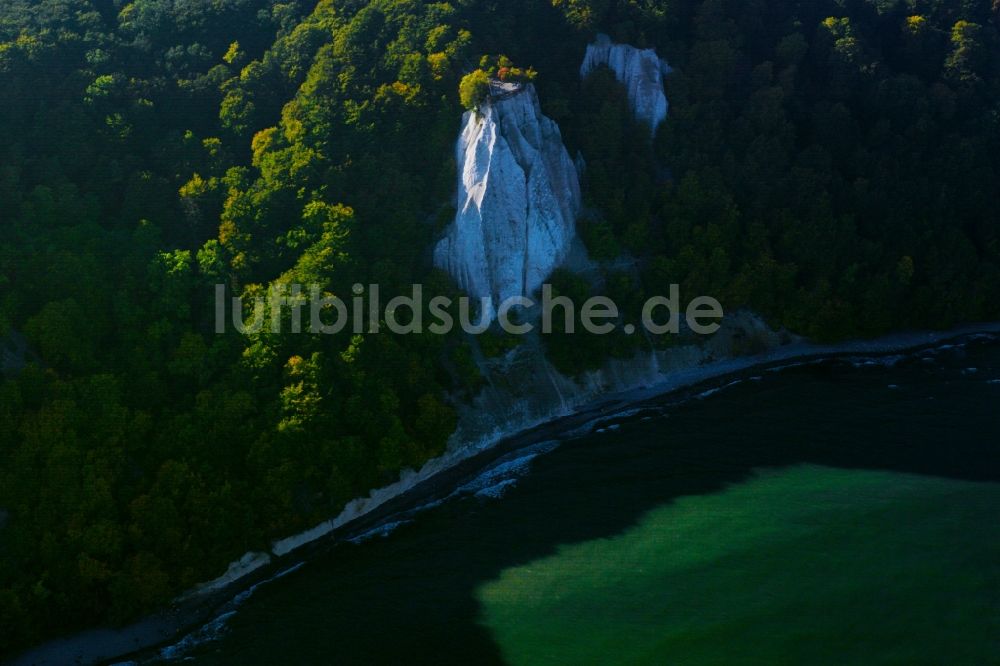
<box><xmin>459</xmin><ymin>68</ymin><xmax>490</xmax><ymax>110</ymax></box>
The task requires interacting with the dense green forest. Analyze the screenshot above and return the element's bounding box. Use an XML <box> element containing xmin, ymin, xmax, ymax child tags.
<box><xmin>1</xmin><ymin>0</ymin><xmax>999</xmax><ymax>655</ymax></box>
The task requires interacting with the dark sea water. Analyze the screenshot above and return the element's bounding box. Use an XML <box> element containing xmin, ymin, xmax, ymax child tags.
<box><xmin>167</xmin><ymin>338</ymin><xmax>1000</xmax><ymax>665</ymax></box>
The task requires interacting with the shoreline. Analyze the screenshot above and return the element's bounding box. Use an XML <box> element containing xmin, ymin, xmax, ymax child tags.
<box><xmin>12</xmin><ymin>322</ymin><xmax>1000</xmax><ymax>666</ymax></box>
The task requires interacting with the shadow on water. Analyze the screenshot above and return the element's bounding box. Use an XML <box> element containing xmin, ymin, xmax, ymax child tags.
<box><xmin>186</xmin><ymin>342</ymin><xmax>1000</xmax><ymax>665</ymax></box>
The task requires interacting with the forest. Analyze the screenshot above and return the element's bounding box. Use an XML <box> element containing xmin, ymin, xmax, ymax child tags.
<box><xmin>1</xmin><ymin>0</ymin><xmax>999</xmax><ymax>655</ymax></box>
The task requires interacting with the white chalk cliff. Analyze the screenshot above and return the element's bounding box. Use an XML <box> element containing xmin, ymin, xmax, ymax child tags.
<box><xmin>434</xmin><ymin>84</ymin><xmax>580</xmax><ymax>324</ymax></box>
<box><xmin>580</xmin><ymin>33</ymin><xmax>671</xmax><ymax>131</ymax></box>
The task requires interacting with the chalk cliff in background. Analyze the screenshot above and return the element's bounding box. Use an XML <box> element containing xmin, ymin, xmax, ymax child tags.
<box><xmin>580</xmin><ymin>34</ymin><xmax>671</xmax><ymax>131</ymax></box>
<box><xmin>434</xmin><ymin>84</ymin><xmax>580</xmax><ymax>324</ymax></box>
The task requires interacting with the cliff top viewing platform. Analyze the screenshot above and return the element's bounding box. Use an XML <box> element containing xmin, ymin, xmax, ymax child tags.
<box><xmin>488</xmin><ymin>79</ymin><xmax>526</xmax><ymax>102</ymax></box>
<box><xmin>459</xmin><ymin>60</ymin><xmax>535</xmax><ymax>111</ymax></box>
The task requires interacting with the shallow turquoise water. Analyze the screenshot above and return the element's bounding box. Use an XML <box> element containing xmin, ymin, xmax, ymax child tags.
<box><xmin>177</xmin><ymin>339</ymin><xmax>1000</xmax><ymax>665</ymax></box>
<box><xmin>479</xmin><ymin>465</ymin><xmax>1000</xmax><ymax>665</ymax></box>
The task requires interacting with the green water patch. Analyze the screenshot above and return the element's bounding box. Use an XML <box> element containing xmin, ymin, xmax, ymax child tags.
<box><xmin>477</xmin><ymin>465</ymin><xmax>1000</xmax><ymax>665</ymax></box>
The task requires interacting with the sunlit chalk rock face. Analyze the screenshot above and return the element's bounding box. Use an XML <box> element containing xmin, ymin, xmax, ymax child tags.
<box><xmin>434</xmin><ymin>84</ymin><xmax>581</xmax><ymax>325</ymax></box>
<box><xmin>580</xmin><ymin>33</ymin><xmax>671</xmax><ymax>131</ymax></box>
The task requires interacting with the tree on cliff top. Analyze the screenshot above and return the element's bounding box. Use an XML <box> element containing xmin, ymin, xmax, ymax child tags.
<box><xmin>459</xmin><ymin>69</ymin><xmax>491</xmax><ymax>110</ymax></box>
